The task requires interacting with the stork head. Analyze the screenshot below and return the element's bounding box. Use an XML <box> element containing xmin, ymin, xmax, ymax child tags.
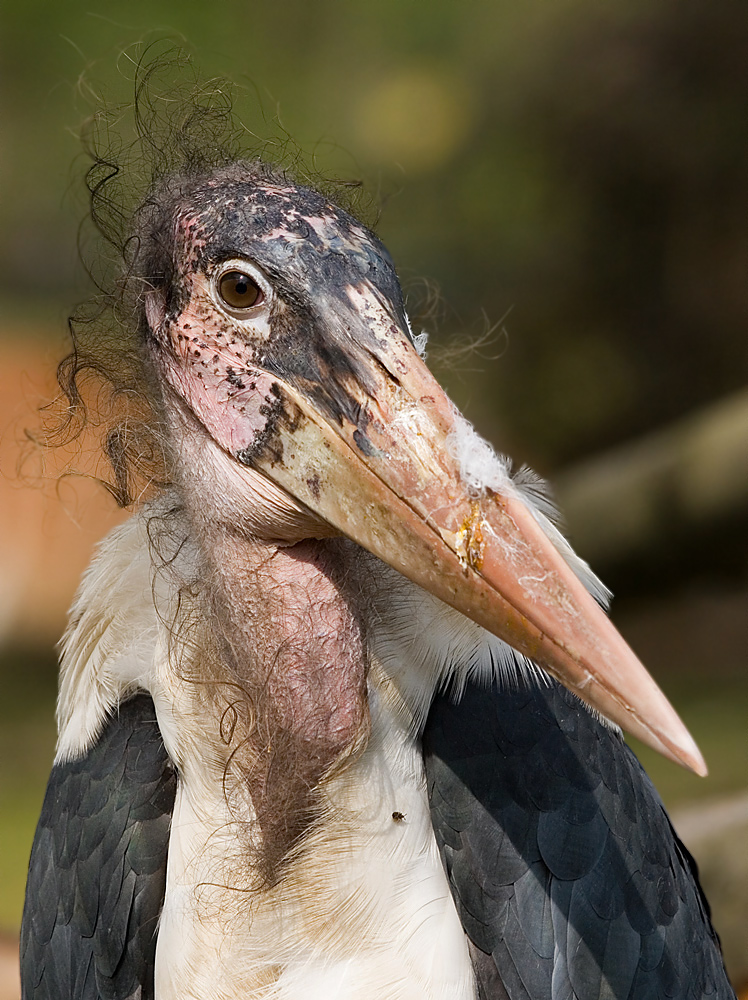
<box><xmin>136</xmin><ymin>160</ymin><xmax>704</xmax><ymax>775</ymax></box>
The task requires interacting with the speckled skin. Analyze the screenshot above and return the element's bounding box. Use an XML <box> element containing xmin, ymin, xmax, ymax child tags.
<box><xmin>143</xmin><ymin>168</ymin><xmax>405</xmax><ymax>467</ymax></box>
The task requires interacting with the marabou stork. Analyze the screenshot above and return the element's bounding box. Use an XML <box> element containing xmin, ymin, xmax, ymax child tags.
<box><xmin>21</xmin><ymin>158</ymin><xmax>736</xmax><ymax>999</ymax></box>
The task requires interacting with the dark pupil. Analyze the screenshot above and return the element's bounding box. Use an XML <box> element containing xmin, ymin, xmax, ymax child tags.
<box><xmin>219</xmin><ymin>271</ymin><xmax>260</xmax><ymax>309</ymax></box>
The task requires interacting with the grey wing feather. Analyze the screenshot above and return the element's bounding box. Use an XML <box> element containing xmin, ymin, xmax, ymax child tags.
<box><xmin>424</xmin><ymin>677</ymin><xmax>736</xmax><ymax>1000</ymax></box>
<box><xmin>21</xmin><ymin>693</ymin><xmax>176</xmax><ymax>1000</ymax></box>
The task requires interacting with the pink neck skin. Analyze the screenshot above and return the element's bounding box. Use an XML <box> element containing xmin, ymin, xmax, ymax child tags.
<box><xmin>189</xmin><ymin>515</ymin><xmax>369</xmax><ymax>875</ymax></box>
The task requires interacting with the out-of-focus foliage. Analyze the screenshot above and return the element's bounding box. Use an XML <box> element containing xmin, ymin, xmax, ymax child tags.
<box><xmin>1</xmin><ymin>0</ymin><xmax>746</xmax><ymax>471</ymax></box>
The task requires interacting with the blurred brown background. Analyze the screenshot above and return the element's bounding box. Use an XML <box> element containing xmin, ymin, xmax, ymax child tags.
<box><xmin>0</xmin><ymin>0</ymin><xmax>746</xmax><ymax>994</ymax></box>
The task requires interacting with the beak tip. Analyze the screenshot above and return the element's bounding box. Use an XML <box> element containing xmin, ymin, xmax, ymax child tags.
<box><xmin>661</xmin><ymin>728</ymin><xmax>708</xmax><ymax>777</ymax></box>
<box><xmin>685</xmin><ymin>747</ymin><xmax>709</xmax><ymax>779</ymax></box>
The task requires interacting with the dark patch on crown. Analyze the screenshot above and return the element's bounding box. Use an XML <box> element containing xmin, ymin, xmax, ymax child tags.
<box><xmin>137</xmin><ymin>161</ymin><xmax>407</xmax><ymax>341</ymax></box>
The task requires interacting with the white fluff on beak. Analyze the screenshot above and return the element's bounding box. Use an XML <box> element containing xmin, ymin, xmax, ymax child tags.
<box><xmin>445</xmin><ymin>408</ymin><xmax>513</xmax><ymax>495</ymax></box>
<box><xmin>445</xmin><ymin>407</ymin><xmax>611</xmax><ymax>608</ymax></box>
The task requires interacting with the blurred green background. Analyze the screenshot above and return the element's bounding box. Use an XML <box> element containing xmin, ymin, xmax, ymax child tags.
<box><xmin>0</xmin><ymin>0</ymin><xmax>746</xmax><ymax>989</ymax></box>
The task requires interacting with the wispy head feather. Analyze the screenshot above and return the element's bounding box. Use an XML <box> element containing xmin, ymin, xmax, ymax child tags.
<box><xmin>39</xmin><ymin>41</ymin><xmax>375</xmax><ymax>506</ymax></box>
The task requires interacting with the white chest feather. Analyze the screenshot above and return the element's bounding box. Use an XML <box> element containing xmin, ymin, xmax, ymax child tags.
<box><xmin>153</xmin><ymin>682</ymin><xmax>475</xmax><ymax>999</ymax></box>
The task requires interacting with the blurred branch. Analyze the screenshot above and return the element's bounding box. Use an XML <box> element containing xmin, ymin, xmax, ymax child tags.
<box><xmin>556</xmin><ymin>389</ymin><xmax>748</xmax><ymax>582</ymax></box>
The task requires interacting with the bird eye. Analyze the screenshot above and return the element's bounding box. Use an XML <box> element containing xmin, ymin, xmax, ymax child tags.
<box><xmin>217</xmin><ymin>270</ymin><xmax>263</xmax><ymax>310</ymax></box>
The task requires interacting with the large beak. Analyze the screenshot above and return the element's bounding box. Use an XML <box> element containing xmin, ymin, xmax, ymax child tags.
<box><xmin>165</xmin><ymin>281</ymin><xmax>706</xmax><ymax>775</ymax></box>
<box><xmin>259</xmin><ymin>285</ymin><xmax>706</xmax><ymax>775</ymax></box>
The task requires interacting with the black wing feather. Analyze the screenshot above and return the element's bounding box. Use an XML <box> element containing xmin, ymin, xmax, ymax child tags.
<box><xmin>424</xmin><ymin>677</ymin><xmax>736</xmax><ymax>1000</ymax></box>
<box><xmin>21</xmin><ymin>693</ymin><xmax>176</xmax><ymax>1000</ymax></box>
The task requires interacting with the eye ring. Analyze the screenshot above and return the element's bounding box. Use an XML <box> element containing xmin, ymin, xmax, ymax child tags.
<box><xmin>217</xmin><ymin>269</ymin><xmax>264</xmax><ymax>311</ymax></box>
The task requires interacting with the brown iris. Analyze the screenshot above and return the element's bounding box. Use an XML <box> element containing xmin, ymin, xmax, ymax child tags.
<box><xmin>218</xmin><ymin>270</ymin><xmax>263</xmax><ymax>310</ymax></box>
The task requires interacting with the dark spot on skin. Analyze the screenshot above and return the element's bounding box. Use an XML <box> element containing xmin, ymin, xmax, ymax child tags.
<box><xmin>392</xmin><ymin>811</ymin><xmax>406</xmax><ymax>823</ymax></box>
<box><xmin>226</xmin><ymin>368</ymin><xmax>246</xmax><ymax>390</ymax></box>
<box><xmin>263</xmin><ymin>323</ymin><xmax>378</xmax><ymax>435</ymax></box>
<box><xmin>235</xmin><ymin>385</ymin><xmax>299</xmax><ymax>467</ymax></box>
<box><xmin>307</xmin><ymin>474</ymin><xmax>321</xmax><ymax>500</ymax></box>
<box><xmin>353</xmin><ymin>429</ymin><xmax>383</xmax><ymax>457</ymax></box>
